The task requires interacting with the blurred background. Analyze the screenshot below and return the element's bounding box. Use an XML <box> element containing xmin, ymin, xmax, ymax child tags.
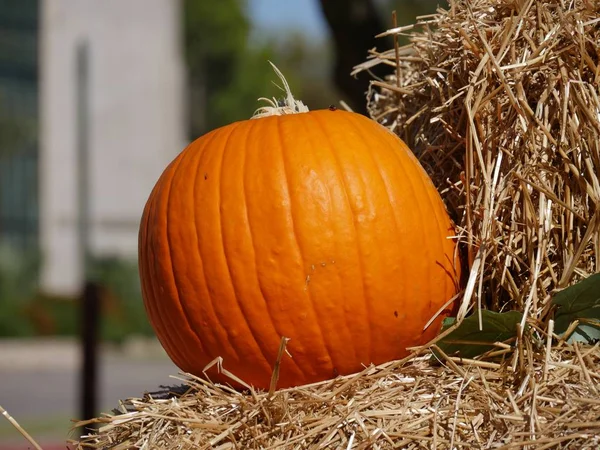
<box><xmin>0</xmin><ymin>0</ymin><xmax>444</xmax><ymax>447</ymax></box>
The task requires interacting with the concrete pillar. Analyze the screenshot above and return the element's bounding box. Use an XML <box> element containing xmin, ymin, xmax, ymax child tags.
<box><xmin>39</xmin><ymin>0</ymin><xmax>186</xmax><ymax>296</ymax></box>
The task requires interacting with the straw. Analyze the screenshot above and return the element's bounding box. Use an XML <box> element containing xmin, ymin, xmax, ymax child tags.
<box><xmin>70</xmin><ymin>343</ymin><xmax>600</xmax><ymax>449</ymax></box>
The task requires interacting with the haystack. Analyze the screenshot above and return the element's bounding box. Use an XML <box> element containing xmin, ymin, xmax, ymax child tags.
<box><xmin>22</xmin><ymin>0</ymin><xmax>598</xmax><ymax>448</ymax></box>
<box><xmin>70</xmin><ymin>343</ymin><xmax>599</xmax><ymax>449</ymax></box>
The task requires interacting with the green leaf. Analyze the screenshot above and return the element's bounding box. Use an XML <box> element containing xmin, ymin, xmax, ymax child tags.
<box><xmin>433</xmin><ymin>310</ymin><xmax>523</xmax><ymax>359</ymax></box>
<box><xmin>552</xmin><ymin>274</ymin><xmax>600</xmax><ymax>343</ymax></box>
<box><xmin>441</xmin><ymin>317</ymin><xmax>456</xmax><ymax>328</ymax></box>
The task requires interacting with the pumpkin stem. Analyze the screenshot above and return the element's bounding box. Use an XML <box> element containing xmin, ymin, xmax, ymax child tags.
<box><xmin>251</xmin><ymin>61</ymin><xmax>309</xmax><ymax>119</ymax></box>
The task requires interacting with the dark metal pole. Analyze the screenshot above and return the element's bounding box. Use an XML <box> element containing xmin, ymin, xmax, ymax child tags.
<box><xmin>76</xmin><ymin>40</ymin><xmax>99</xmax><ymax>428</ymax></box>
<box><xmin>80</xmin><ymin>281</ymin><xmax>100</xmax><ymax>423</ymax></box>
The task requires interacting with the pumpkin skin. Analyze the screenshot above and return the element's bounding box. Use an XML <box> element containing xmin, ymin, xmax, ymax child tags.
<box><xmin>139</xmin><ymin>109</ymin><xmax>460</xmax><ymax>389</ymax></box>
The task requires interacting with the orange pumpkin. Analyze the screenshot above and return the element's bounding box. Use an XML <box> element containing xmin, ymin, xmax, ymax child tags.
<box><xmin>139</xmin><ymin>70</ymin><xmax>461</xmax><ymax>390</ymax></box>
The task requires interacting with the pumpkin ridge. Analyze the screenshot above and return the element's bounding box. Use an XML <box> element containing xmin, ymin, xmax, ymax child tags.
<box><xmin>242</xmin><ymin>118</ymin><xmax>307</xmax><ymax>382</ymax></box>
<box><xmin>216</xmin><ymin>121</ymin><xmax>276</xmax><ymax>374</ymax></box>
<box><xmin>338</xmin><ymin>113</ymin><xmax>405</xmax><ymax>267</ymax></box>
<box><xmin>352</xmin><ymin>114</ymin><xmax>437</xmax><ymax>314</ymax></box>
<box><xmin>189</xmin><ymin>124</ymin><xmax>246</xmax><ymax>365</ymax></box>
<box><xmin>367</xmin><ymin>116</ymin><xmax>457</xmax><ymax>330</ymax></box>
<box><xmin>340</xmin><ymin>113</ymin><xmax>420</xmax><ymax>356</ymax></box>
<box><xmin>379</xmin><ymin>122</ymin><xmax>455</xmax><ymax>311</ymax></box>
<box><xmin>182</xmin><ymin>131</ymin><xmax>228</xmax><ymax>366</ymax></box>
<box><xmin>385</xmin><ymin>133</ymin><xmax>439</xmax><ymax>328</ymax></box>
<box><xmin>307</xmin><ymin>112</ymin><xmax>374</xmax><ymax>364</ymax></box>
<box><xmin>168</xmin><ymin>145</ymin><xmax>222</xmax><ymax>367</ymax></box>
<box><xmin>275</xmin><ymin>116</ymin><xmax>337</xmax><ymax>375</ymax></box>
<box><xmin>182</xmin><ymin>129</ymin><xmax>236</xmax><ymax>366</ymax></box>
<box><xmin>139</xmin><ymin>185</ymin><xmax>183</xmax><ymax>365</ymax></box>
<box><xmin>149</xmin><ymin>162</ymin><xmax>204</xmax><ymax>368</ymax></box>
<box><xmin>409</xmin><ymin>158</ymin><xmax>456</xmax><ymax>311</ymax></box>
<box><xmin>296</xmin><ymin>113</ymin><xmax>359</xmax><ymax>365</ymax></box>
<box><xmin>336</xmin><ymin>112</ymin><xmax>418</xmax><ymax>359</ymax></box>
<box><xmin>156</xmin><ymin>154</ymin><xmax>207</xmax><ymax>370</ymax></box>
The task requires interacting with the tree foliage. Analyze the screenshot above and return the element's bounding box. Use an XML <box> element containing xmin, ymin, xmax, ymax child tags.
<box><xmin>183</xmin><ymin>0</ymin><xmax>344</xmax><ymax>138</ymax></box>
<box><xmin>0</xmin><ymin>104</ymin><xmax>33</xmax><ymax>158</ymax></box>
<box><xmin>184</xmin><ymin>0</ymin><xmax>284</xmax><ymax>137</ymax></box>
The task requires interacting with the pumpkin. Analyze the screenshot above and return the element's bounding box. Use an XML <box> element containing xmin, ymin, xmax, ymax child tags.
<box><xmin>138</xmin><ymin>66</ymin><xmax>461</xmax><ymax>390</ymax></box>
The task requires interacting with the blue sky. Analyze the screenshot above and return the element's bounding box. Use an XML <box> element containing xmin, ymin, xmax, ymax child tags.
<box><xmin>248</xmin><ymin>0</ymin><xmax>328</xmax><ymax>41</ymax></box>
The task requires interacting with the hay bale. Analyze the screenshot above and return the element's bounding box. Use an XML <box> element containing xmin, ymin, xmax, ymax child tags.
<box><xmin>354</xmin><ymin>0</ymin><xmax>599</xmax><ymax>321</ymax></box>
<box><xmin>72</xmin><ymin>343</ymin><xmax>600</xmax><ymax>449</ymax></box>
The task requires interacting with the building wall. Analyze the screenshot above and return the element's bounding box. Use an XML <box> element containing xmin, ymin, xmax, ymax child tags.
<box><xmin>40</xmin><ymin>0</ymin><xmax>186</xmax><ymax>296</ymax></box>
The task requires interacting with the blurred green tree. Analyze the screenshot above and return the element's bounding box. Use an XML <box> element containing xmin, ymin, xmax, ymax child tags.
<box><xmin>183</xmin><ymin>0</ymin><xmax>345</xmax><ymax>138</ymax></box>
<box><xmin>0</xmin><ymin>99</ymin><xmax>36</xmax><ymax>245</ymax></box>
<box><xmin>0</xmin><ymin>105</ymin><xmax>33</xmax><ymax>158</ymax></box>
<box><xmin>184</xmin><ymin>0</ymin><xmax>282</xmax><ymax>137</ymax></box>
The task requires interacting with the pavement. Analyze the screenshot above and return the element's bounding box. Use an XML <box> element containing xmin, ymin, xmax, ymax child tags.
<box><xmin>0</xmin><ymin>337</ymin><xmax>180</xmax><ymax>449</ymax></box>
